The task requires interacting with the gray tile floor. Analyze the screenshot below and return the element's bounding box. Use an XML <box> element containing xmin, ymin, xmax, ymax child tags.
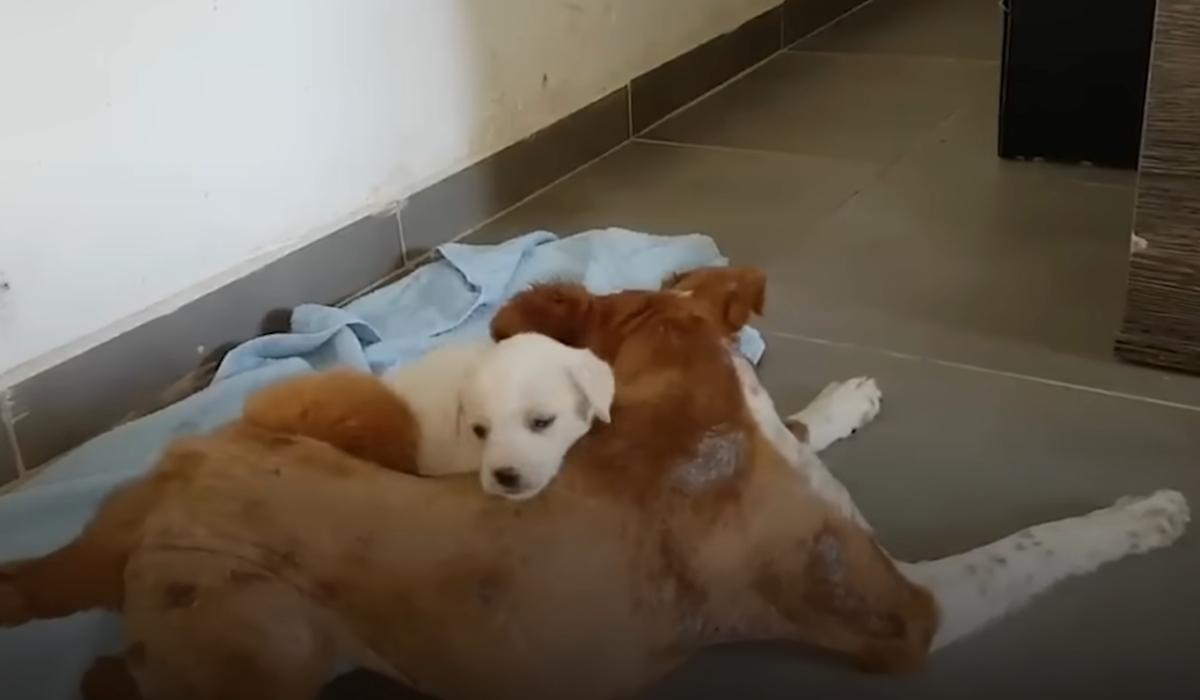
<box><xmin>464</xmin><ymin>0</ymin><xmax>1200</xmax><ymax>697</ymax></box>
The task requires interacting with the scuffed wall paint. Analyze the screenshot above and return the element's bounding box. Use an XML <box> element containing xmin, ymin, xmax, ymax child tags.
<box><xmin>0</xmin><ymin>0</ymin><xmax>776</xmax><ymax>382</ymax></box>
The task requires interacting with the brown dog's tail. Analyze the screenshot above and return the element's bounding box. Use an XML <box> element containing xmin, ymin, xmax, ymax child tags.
<box><xmin>242</xmin><ymin>369</ymin><xmax>421</xmax><ymax>474</ymax></box>
<box><xmin>0</xmin><ymin>476</ymin><xmax>158</xmax><ymax>626</ymax></box>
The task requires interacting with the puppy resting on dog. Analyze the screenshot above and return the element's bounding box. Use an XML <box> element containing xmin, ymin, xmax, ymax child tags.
<box><xmin>245</xmin><ymin>332</ymin><xmax>613</xmax><ymax>500</ymax></box>
<box><xmin>0</xmin><ymin>268</ymin><xmax>1188</xmax><ymax>700</ymax></box>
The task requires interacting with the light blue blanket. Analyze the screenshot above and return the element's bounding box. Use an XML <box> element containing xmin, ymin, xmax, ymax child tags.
<box><xmin>0</xmin><ymin>228</ymin><xmax>764</xmax><ymax>699</ymax></box>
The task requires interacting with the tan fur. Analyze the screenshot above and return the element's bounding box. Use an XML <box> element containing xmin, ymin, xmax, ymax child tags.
<box><xmin>0</xmin><ymin>268</ymin><xmax>936</xmax><ymax>700</ymax></box>
<box><xmin>243</xmin><ymin>368</ymin><xmax>420</xmax><ymax>474</ymax></box>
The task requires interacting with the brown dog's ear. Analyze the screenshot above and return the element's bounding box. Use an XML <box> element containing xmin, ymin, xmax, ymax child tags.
<box><xmin>490</xmin><ymin>282</ymin><xmax>594</xmax><ymax>346</ymax></box>
<box><xmin>666</xmin><ymin>266</ymin><xmax>766</xmax><ymax>334</ymax></box>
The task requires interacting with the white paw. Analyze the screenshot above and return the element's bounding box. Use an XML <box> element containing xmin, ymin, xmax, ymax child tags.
<box><xmin>1114</xmin><ymin>489</ymin><xmax>1190</xmax><ymax>552</ymax></box>
<box><xmin>788</xmin><ymin>377</ymin><xmax>882</xmax><ymax>452</ymax></box>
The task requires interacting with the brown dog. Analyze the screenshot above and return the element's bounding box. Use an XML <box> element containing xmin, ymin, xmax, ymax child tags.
<box><xmin>0</xmin><ymin>268</ymin><xmax>1183</xmax><ymax>700</ymax></box>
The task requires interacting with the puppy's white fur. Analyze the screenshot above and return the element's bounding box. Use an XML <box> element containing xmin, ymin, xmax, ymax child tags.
<box><xmin>383</xmin><ymin>333</ymin><xmax>614</xmax><ymax>500</ymax></box>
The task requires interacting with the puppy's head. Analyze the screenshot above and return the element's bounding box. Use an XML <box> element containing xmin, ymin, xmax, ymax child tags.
<box><xmin>490</xmin><ymin>282</ymin><xmax>594</xmax><ymax>346</ymax></box>
<box><xmin>664</xmin><ymin>266</ymin><xmax>766</xmax><ymax>336</ymax></box>
<box><xmin>460</xmin><ymin>333</ymin><xmax>614</xmax><ymax>500</ymax></box>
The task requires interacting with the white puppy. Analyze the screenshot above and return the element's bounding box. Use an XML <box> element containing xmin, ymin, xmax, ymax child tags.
<box><xmin>383</xmin><ymin>333</ymin><xmax>614</xmax><ymax>500</ymax></box>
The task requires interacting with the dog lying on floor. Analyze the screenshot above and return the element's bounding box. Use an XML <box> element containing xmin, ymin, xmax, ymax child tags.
<box><xmin>244</xmin><ymin>332</ymin><xmax>614</xmax><ymax>500</ymax></box>
<box><xmin>0</xmin><ymin>268</ymin><xmax>1189</xmax><ymax>700</ymax></box>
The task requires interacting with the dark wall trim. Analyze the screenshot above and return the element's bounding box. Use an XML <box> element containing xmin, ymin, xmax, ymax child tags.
<box><xmin>6</xmin><ymin>213</ymin><xmax>404</xmax><ymax>477</ymax></box>
<box><xmin>1</xmin><ymin>0</ymin><xmax>869</xmax><ymax>483</ymax></box>
<box><xmin>783</xmin><ymin>0</ymin><xmax>870</xmax><ymax>46</ymax></box>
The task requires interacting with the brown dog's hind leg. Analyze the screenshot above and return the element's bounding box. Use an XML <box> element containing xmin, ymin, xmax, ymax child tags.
<box><xmin>121</xmin><ymin>552</ymin><xmax>338</xmax><ymax>700</ymax></box>
<box><xmin>752</xmin><ymin>517</ymin><xmax>938</xmax><ymax>673</ymax></box>
<box><xmin>0</xmin><ymin>475</ymin><xmax>165</xmax><ymax>626</ymax></box>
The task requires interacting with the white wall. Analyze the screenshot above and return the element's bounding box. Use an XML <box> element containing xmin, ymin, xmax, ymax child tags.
<box><xmin>0</xmin><ymin>0</ymin><xmax>776</xmax><ymax>384</ymax></box>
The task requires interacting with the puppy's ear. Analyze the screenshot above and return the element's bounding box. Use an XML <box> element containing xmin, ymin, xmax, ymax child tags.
<box><xmin>491</xmin><ymin>282</ymin><xmax>593</xmax><ymax>346</ymax></box>
<box><xmin>566</xmin><ymin>348</ymin><xmax>615</xmax><ymax>423</ymax></box>
<box><xmin>666</xmin><ymin>266</ymin><xmax>767</xmax><ymax>334</ymax></box>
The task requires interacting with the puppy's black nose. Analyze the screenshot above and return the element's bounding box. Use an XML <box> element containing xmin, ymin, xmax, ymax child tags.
<box><xmin>492</xmin><ymin>467</ymin><xmax>522</xmax><ymax>491</ymax></box>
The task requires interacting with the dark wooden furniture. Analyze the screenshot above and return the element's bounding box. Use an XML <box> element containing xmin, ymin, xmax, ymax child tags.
<box><xmin>998</xmin><ymin>0</ymin><xmax>1156</xmax><ymax>169</ymax></box>
<box><xmin>1116</xmin><ymin>0</ymin><xmax>1200</xmax><ymax>374</ymax></box>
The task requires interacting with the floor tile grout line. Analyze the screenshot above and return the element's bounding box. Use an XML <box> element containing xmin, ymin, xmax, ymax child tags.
<box><xmin>630</xmin><ymin>135</ymin><xmax>880</xmax><ymax>166</ymax></box>
<box><xmin>783</xmin><ymin>47</ymin><xmax>1001</xmax><ymax>65</ymax></box>
<box><xmin>868</xmin><ymin>101</ymin><xmax>1138</xmax><ymax>193</ymax></box>
<box><xmin>870</xmin><ymin>106</ymin><xmax>968</xmax><ymax>181</ymax></box>
<box><xmin>763</xmin><ymin>329</ymin><xmax>1200</xmax><ymax>414</ymax></box>
<box><xmin>635</xmin><ymin>48</ymin><xmax>786</xmax><ymax>137</ymax></box>
<box><xmin>835</xmin><ymin>97</ymin><xmax>1135</xmax><ymax>194</ymax></box>
<box><xmin>636</xmin><ymin>0</ymin><xmax>877</xmax><ymax>138</ymax></box>
<box><xmin>1073</xmin><ymin>178</ymin><xmax>1138</xmax><ymax>192</ymax></box>
<box><xmin>627</xmin><ymin>138</ymin><xmax>880</xmax><ymax>232</ymax></box>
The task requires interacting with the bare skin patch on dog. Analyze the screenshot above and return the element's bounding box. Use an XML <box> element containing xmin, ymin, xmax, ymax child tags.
<box><xmin>671</xmin><ymin>430</ymin><xmax>745</xmax><ymax>493</ymax></box>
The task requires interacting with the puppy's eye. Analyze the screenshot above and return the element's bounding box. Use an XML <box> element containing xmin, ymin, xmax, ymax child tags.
<box><xmin>472</xmin><ymin>424</ymin><xmax>489</xmax><ymax>440</ymax></box>
<box><xmin>528</xmin><ymin>415</ymin><xmax>556</xmax><ymax>432</ymax></box>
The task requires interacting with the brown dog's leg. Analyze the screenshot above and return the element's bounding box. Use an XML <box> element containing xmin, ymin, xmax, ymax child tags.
<box><xmin>0</xmin><ymin>539</ymin><xmax>125</xmax><ymax>626</ymax></box>
<box><xmin>121</xmin><ymin>552</ymin><xmax>338</xmax><ymax>700</ymax></box>
<box><xmin>752</xmin><ymin>517</ymin><xmax>938</xmax><ymax>673</ymax></box>
<box><xmin>0</xmin><ymin>475</ymin><xmax>166</xmax><ymax>626</ymax></box>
